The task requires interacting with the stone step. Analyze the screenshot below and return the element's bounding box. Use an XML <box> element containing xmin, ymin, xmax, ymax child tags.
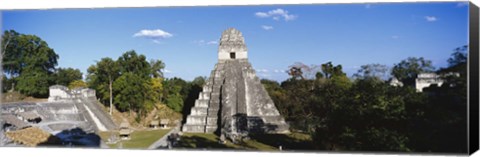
<box><xmin>194</xmin><ymin>99</ymin><xmax>209</xmax><ymax>107</ymax></box>
<box><xmin>185</xmin><ymin>115</ymin><xmax>207</xmax><ymax>124</ymax></box>
<box><xmin>209</xmin><ymin>99</ymin><xmax>220</xmax><ymax>103</ymax></box>
<box><xmin>190</xmin><ymin>107</ymin><xmax>208</xmax><ymax>116</ymax></box>
<box><xmin>205</xmin><ymin>125</ymin><xmax>218</xmax><ymax>133</ymax></box>
<box><xmin>182</xmin><ymin>124</ymin><xmax>206</xmax><ymax>133</ymax></box>
<box><xmin>198</xmin><ymin>92</ymin><xmax>211</xmax><ymax>100</ymax></box>
<box><xmin>203</xmin><ymin>86</ymin><xmax>212</xmax><ymax>92</ymax></box>
<box><xmin>209</xmin><ymin>95</ymin><xmax>220</xmax><ymax>100</ymax></box>
<box><xmin>208</xmin><ymin>102</ymin><xmax>219</xmax><ymax>108</ymax></box>
<box><xmin>206</xmin><ymin>116</ymin><xmax>218</xmax><ymax>125</ymax></box>
<box><xmin>207</xmin><ymin>108</ymin><xmax>219</xmax><ymax>113</ymax></box>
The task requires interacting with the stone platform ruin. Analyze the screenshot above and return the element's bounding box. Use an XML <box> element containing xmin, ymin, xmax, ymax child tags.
<box><xmin>182</xmin><ymin>28</ymin><xmax>289</xmax><ymax>139</ymax></box>
<box><xmin>1</xmin><ymin>85</ymin><xmax>117</xmax><ymax>147</ymax></box>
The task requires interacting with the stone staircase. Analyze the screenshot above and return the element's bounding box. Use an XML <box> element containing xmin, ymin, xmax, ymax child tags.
<box><xmin>182</xmin><ymin>60</ymin><xmax>290</xmax><ymax>134</ymax></box>
<box><xmin>182</xmin><ymin>62</ymin><xmax>225</xmax><ymax>133</ymax></box>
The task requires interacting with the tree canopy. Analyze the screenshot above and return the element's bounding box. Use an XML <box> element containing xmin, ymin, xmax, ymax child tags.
<box><xmin>264</xmin><ymin>46</ymin><xmax>468</xmax><ymax>152</ymax></box>
<box><xmin>1</xmin><ymin>30</ymin><xmax>59</xmax><ymax>97</ymax></box>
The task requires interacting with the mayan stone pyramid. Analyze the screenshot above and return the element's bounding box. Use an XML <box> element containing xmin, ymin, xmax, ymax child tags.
<box><xmin>182</xmin><ymin>28</ymin><xmax>289</xmax><ymax>138</ymax></box>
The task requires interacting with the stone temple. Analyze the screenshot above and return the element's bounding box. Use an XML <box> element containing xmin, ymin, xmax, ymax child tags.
<box><xmin>182</xmin><ymin>28</ymin><xmax>289</xmax><ymax>140</ymax></box>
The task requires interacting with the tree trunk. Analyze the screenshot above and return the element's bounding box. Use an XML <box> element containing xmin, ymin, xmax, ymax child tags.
<box><xmin>109</xmin><ymin>77</ymin><xmax>113</xmax><ymax>115</ymax></box>
<box><xmin>10</xmin><ymin>82</ymin><xmax>15</xmax><ymax>92</ymax></box>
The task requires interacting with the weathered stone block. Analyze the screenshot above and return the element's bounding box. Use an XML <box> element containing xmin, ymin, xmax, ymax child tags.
<box><xmin>194</xmin><ymin>100</ymin><xmax>209</xmax><ymax>107</ymax></box>
<box><xmin>190</xmin><ymin>107</ymin><xmax>208</xmax><ymax>116</ymax></box>
<box><xmin>186</xmin><ymin>116</ymin><xmax>206</xmax><ymax>124</ymax></box>
<box><xmin>182</xmin><ymin>125</ymin><xmax>205</xmax><ymax>133</ymax></box>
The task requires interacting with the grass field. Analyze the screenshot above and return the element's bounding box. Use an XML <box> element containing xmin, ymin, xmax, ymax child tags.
<box><xmin>176</xmin><ymin>132</ymin><xmax>313</xmax><ymax>151</ymax></box>
<box><xmin>99</xmin><ymin>129</ymin><xmax>171</xmax><ymax>149</ymax></box>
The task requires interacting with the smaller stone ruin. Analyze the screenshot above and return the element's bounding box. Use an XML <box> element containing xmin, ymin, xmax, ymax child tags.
<box><xmin>1</xmin><ymin>85</ymin><xmax>116</xmax><ymax>147</ymax></box>
<box><xmin>48</xmin><ymin>85</ymin><xmax>97</xmax><ymax>102</ymax></box>
<box><xmin>48</xmin><ymin>85</ymin><xmax>72</xmax><ymax>102</ymax></box>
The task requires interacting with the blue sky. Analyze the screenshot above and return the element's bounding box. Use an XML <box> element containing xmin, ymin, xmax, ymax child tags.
<box><xmin>1</xmin><ymin>2</ymin><xmax>469</xmax><ymax>82</ymax></box>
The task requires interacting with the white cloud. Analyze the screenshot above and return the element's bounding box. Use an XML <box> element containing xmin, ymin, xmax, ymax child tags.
<box><xmin>194</xmin><ymin>40</ymin><xmax>218</xmax><ymax>46</ymax></box>
<box><xmin>273</xmin><ymin>69</ymin><xmax>285</xmax><ymax>73</ymax></box>
<box><xmin>269</xmin><ymin>8</ymin><xmax>287</xmax><ymax>15</ymax></box>
<box><xmin>424</xmin><ymin>16</ymin><xmax>437</xmax><ymax>22</ymax></box>
<box><xmin>206</xmin><ymin>41</ymin><xmax>218</xmax><ymax>45</ymax></box>
<box><xmin>255</xmin><ymin>12</ymin><xmax>269</xmax><ymax>18</ymax></box>
<box><xmin>163</xmin><ymin>69</ymin><xmax>172</xmax><ymax>73</ymax></box>
<box><xmin>283</xmin><ymin>14</ymin><xmax>297</xmax><ymax>21</ymax></box>
<box><xmin>254</xmin><ymin>8</ymin><xmax>297</xmax><ymax>21</ymax></box>
<box><xmin>261</xmin><ymin>25</ymin><xmax>274</xmax><ymax>30</ymax></box>
<box><xmin>133</xmin><ymin>29</ymin><xmax>173</xmax><ymax>39</ymax></box>
<box><xmin>257</xmin><ymin>69</ymin><xmax>269</xmax><ymax>73</ymax></box>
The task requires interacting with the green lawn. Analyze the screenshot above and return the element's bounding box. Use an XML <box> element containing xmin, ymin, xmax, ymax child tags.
<box><xmin>99</xmin><ymin>129</ymin><xmax>171</xmax><ymax>149</ymax></box>
<box><xmin>176</xmin><ymin>132</ymin><xmax>313</xmax><ymax>151</ymax></box>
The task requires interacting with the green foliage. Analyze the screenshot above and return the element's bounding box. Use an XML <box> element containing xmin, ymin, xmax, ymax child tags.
<box><xmin>320</xmin><ymin>62</ymin><xmax>344</xmax><ymax>79</ymax></box>
<box><xmin>315</xmin><ymin>79</ymin><xmax>411</xmax><ymax>151</ymax></box>
<box><xmin>149</xmin><ymin>77</ymin><xmax>164</xmax><ymax>102</ymax></box>
<box><xmin>87</xmin><ymin>57</ymin><xmax>120</xmax><ymax>105</ymax></box>
<box><xmin>163</xmin><ymin>77</ymin><xmax>188</xmax><ymax>112</ymax></box>
<box><xmin>68</xmin><ymin>80</ymin><xmax>87</xmax><ymax>89</ymax></box>
<box><xmin>447</xmin><ymin>45</ymin><xmax>468</xmax><ymax>67</ymax></box>
<box><xmin>2</xmin><ymin>75</ymin><xmax>14</xmax><ymax>92</ymax></box>
<box><xmin>54</xmin><ymin>68</ymin><xmax>83</xmax><ymax>86</ymax></box>
<box><xmin>117</xmin><ymin>50</ymin><xmax>151</xmax><ymax>79</ymax></box>
<box><xmin>86</xmin><ymin>50</ymin><xmax>168</xmax><ymax>116</ymax></box>
<box><xmin>15</xmin><ymin>70</ymin><xmax>51</xmax><ymax>97</ymax></box>
<box><xmin>265</xmin><ymin>49</ymin><xmax>467</xmax><ymax>152</ymax></box>
<box><xmin>353</xmin><ymin>63</ymin><xmax>388</xmax><ymax>80</ymax></box>
<box><xmin>113</xmin><ymin>72</ymin><xmax>147</xmax><ymax>112</ymax></box>
<box><xmin>191</xmin><ymin>76</ymin><xmax>206</xmax><ymax>86</ymax></box>
<box><xmin>2</xmin><ymin>30</ymin><xmax>23</xmax><ymax>77</ymax></box>
<box><xmin>150</xmin><ymin>59</ymin><xmax>165</xmax><ymax>78</ymax></box>
<box><xmin>2</xmin><ymin>30</ymin><xmax>59</xmax><ymax>97</ymax></box>
<box><xmin>166</xmin><ymin>93</ymin><xmax>184</xmax><ymax>112</ymax></box>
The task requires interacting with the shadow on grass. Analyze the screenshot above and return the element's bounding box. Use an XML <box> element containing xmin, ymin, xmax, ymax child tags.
<box><xmin>175</xmin><ymin>133</ymin><xmax>314</xmax><ymax>151</ymax></box>
<box><xmin>248</xmin><ymin>133</ymin><xmax>314</xmax><ymax>151</ymax></box>
<box><xmin>39</xmin><ymin>127</ymin><xmax>100</xmax><ymax>147</ymax></box>
<box><xmin>176</xmin><ymin>134</ymin><xmax>236</xmax><ymax>150</ymax></box>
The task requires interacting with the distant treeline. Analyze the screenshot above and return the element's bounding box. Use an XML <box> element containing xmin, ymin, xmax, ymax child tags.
<box><xmin>261</xmin><ymin>45</ymin><xmax>467</xmax><ymax>152</ymax></box>
<box><xmin>85</xmin><ymin>50</ymin><xmax>206</xmax><ymax>119</ymax></box>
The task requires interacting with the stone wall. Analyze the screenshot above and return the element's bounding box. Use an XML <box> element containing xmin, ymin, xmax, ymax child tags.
<box><xmin>48</xmin><ymin>85</ymin><xmax>73</xmax><ymax>102</ymax></box>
